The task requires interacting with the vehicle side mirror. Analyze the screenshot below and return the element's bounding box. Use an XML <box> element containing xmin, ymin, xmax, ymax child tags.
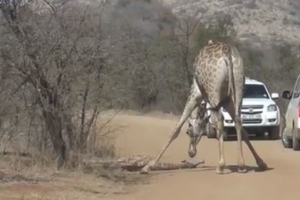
<box><xmin>282</xmin><ymin>90</ymin><xmax>291</xmax><ymax>99</ymax></box>
<box><xmin>271</xmin><ymin>93</ymin><xmax>279</xmax><ymax>100</ymax></box>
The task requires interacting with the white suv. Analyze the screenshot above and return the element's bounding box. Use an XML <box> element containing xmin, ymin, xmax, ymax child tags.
<box><xmin>281</xmin><ymin>74</ymin><xmax>300</xmax><ymax>150</ymax></box>
<box><xmin>206</xmin><ymin>77</ymin><xmax>281</xmax><ymax>140</ymax></box>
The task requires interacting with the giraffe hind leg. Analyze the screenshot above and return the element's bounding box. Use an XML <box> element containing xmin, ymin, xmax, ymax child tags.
<box><xmin>223</xmin><ymin>100</ymin><xmax>246</xmax><ymax>173</ymax></box>
<box><xmin>224</xmin><ymin>100</ymin><xmax>268</xmax><ymax>172</ymax></box>
<box><xmin>241</xmin><ymin>129</ymin><xmax>268</xmax><ymax>171</ymax></box>
<box><xmin>214</xmin><ymin>110</ymin><xmax>226</xmax><ymax>174</ymax></box>
<box><xmin>234</xmin><ymin>103</ymin><xmax>246</xmax><ymax>173</ymax></box>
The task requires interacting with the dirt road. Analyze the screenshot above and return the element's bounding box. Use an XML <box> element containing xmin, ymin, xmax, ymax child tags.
<box><xmin>107</xmin><ymin>111</ymin><xmax>300</xmax><ymax>200</ymax></box>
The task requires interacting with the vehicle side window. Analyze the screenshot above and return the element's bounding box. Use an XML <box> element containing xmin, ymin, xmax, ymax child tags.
<box><xmin>293</xmin><ymin>77</ymin><xmax>300</xmax><ymax>98</ymax></box>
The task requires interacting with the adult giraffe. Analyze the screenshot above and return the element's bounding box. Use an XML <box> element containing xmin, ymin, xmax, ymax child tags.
<box><xmin>141</xmin><ymin>40</ymin><xmax>268</xmax><ymax>174</ymax></box>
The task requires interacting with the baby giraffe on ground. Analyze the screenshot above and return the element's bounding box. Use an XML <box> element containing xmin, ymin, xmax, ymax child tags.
<box><xmin>141</xmin><ymin>41</ymin><xmax>268</xmax><ymax>174</ymax></box>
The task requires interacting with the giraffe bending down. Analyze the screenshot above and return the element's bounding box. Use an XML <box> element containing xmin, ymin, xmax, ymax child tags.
<box><xmin>141</xmin><ymin>41</ymin><xmax>268</xmax><ymax>174</ymax></box>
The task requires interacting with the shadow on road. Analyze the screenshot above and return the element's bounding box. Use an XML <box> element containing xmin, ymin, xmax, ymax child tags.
<box><xmin>149</xmin><ymin>164</ymin><xmax>273</xmax><ymax>176</ymax></box>
<box><xmin>224</xmin><ymin>135</ymin><xmax>280</xmax><ymax>142</ymax></box>
<box><xmin>225</xmin><ymin>164</ymin><xmax>274</xmax><ymax>173</ymax></box>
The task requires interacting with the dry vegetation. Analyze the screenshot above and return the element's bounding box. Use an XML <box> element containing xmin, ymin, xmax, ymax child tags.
<box><xmin>0</xmin><ymin>0</ymin><xmax>299</xmax><ymax>199</ymax></box>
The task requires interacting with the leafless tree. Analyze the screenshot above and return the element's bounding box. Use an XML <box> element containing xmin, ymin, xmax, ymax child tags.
<box><xmin>0</xmin><ymin>0</ymin><xmax>111</xmax><ymax>167</ymax></box>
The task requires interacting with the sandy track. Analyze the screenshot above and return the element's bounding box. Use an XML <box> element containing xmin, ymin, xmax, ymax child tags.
<box><xmin>107</xmin><ymin>112</ymin><xmax>300</xmax><ymax>200</ymax></box>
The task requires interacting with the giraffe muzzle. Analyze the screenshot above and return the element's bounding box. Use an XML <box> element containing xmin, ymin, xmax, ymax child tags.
<box><xmin>188</xmin><ymin>147</ymin><xmax>197</xmax><ymax>158</ymax></box>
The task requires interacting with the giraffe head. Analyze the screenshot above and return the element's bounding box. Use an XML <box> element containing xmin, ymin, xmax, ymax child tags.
<box><xmin>186</xmin><ymin>109</ymin><xmax>210</xmax><ymax>158</ymax></box>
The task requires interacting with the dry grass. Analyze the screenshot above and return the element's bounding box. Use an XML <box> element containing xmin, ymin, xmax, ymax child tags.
<box><xmin>0</xmin><ymin>151</ymin><xmax>149</xmax><ymax>200</ymax></box>
<box><xmin>0</xmin><ymin>111</ymin><xmax>150</xmax><ymax>200</ymax></box>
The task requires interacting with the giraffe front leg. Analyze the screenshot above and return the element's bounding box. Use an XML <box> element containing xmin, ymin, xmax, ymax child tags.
<box><xmin>215</xmin><ymin>111</ymin><xmax>226</xmax><ymax>174</ymax></box>
<box><xmin>140</xmin><ymin>122</ymin><xmax>189</xmax><ymax>174</ymax></box>
<box><xmin>140</xmin><ymin>92</ymin><xmax>201</xmax><ymax>174</ymax></box>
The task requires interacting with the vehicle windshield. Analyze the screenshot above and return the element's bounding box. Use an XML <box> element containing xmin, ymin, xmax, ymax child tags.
<box><xmin>243</xmin><ymin>84</ymin><xmax>269</xmax><ymax>99</ymax></box>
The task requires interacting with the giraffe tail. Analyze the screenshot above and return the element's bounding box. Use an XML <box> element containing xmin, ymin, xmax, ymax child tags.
<box><xmin>226</xmin><ymin>47</ymin><xmax>236</xmax><ymax>105</ymax></box>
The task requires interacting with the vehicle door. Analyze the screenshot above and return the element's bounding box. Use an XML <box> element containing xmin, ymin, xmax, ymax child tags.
<box><xmin>286</xmin><ymin>75</ymin><xmax>300</xmax><ymax>132</ymax></box>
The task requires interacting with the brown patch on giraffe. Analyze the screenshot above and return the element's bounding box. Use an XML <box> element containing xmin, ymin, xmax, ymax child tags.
<box><xmin>214</xmin><ymin>44</ymin><xmax>223</xmax><ymax>52</ymax></box>
<box><xmin>222</xmin><ymin>44</ymin><xmax>230</xmax><ymax>54</ymax></box>
<box><xmin>212</xmin><ymin>67</ymin><xmax>217</xmax><ymax>73</ymax></box>
<box><xmin>214</xmin><ymin>51</ymin><xmax>222</xmax><ymax>58</ymax></box>
<box><xmin>207</xmin><ymin>71</ymin><xmax>212</xmax><ymax>77</ymax></box>
<box><xmin>204</xmin><ymin>48</ymin><xmax>213</xmax><ymax>56</ymax></box>
<box><xmin>208</xmin><ymin>59</ymin><xmax>214</xmax><ymax>66</ymax></box>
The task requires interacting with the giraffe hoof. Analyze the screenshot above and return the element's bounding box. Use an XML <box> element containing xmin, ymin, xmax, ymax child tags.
<box><xmin>140</xmin><ymin>166</ymin><xmax>150</xmax><ymax>174</ymax></box>
<box><xmin>216</xmin><ymin>166</ymin><xmax>224</xmax><ymax>174</ymax></box>
<box><xmin>257</xmin><ymin>160</ymin><xmax>268</xmax><ymax>171</ymax></box>
<box><xmin>238</xmin><ymin>167</ymin><xmax>247</xmax><ymax>173</ymax></box>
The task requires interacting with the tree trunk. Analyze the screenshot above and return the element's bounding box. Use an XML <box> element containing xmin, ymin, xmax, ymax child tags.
<box><xmin>42</xmin><ymin>110</ymin><xmax>66</xmax><ymax>168</ymax></box>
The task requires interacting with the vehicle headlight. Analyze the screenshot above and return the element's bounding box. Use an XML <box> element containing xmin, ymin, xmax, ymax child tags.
<box><xmin>267</xmin><ymin>104</ymin><xmax>277</xmax><ymax>112</ymax></box>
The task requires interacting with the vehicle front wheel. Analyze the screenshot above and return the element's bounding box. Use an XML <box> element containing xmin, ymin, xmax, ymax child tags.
<box><xmin>292</xmin><ymin>127</ymin><xmax>300</xmax><ymax>150</ymax></box>
<box><xmin>280</xmin><ymin>116</ymin><xmax>292</xmax><ymax>148</ymax></box>
<box><xmin>281</xmin><ymin>128</ymin><xmax>292</xmax><ymax>148</ymax></box>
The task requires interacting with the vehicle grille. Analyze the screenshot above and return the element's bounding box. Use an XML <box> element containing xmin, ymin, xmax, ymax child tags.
<box><xmin>242</xmin><ymin>105</ymin><xmax>264</xmax><ymax>109</ymax></box>
<box><xmin>242</xmin><ymin>119</ymin><xmax>262</xmax><ymax>124</ymax></box>
<box><xmin>241</xmin><ymin>111</ymin><xmax>262</xmax><ymax>114</ymax></box>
